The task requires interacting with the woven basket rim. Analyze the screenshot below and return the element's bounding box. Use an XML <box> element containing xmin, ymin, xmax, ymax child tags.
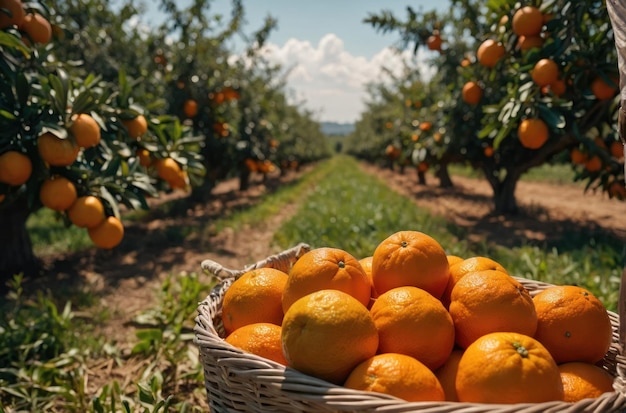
<box><xmin>195</xmin><ymin>245</ymin><xmax>626</xmax><ymax>413</ymax></box>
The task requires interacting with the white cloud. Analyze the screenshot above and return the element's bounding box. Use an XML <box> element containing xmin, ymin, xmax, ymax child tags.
<box><xmin>256</xmin><ymin>34</ymin><xmax>434</xmax><ymax>123</ymax></box>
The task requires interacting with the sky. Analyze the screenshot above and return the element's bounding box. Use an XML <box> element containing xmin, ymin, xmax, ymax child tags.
<box><xmin>139</xmin><ymin>1</ymin><xmax>449</xmax><ymax>123</ymax></box>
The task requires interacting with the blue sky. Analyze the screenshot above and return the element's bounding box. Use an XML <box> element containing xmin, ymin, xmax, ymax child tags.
<box><xmin>138</xmin><ymin>1</ymin><xmax>449</xmax><ymax>123</ymax></box>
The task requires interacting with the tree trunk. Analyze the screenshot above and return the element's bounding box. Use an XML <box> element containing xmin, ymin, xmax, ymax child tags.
<box><xmin>492</xmin><ymin>176</ymin><xmax>519</xmax><ymax>215</ymax></box>
<box><xmin>436</xmin><ymin>164</ymin><xmax>454</xmax><ymax>188</ymax></box>
<box><xmin>0</xmin><ymin>199</ymin><xmax>39</xmax><ymax>291</ymax></box>
<box><xmin>239</xmin><ymin>167</ymin><xmax>251</xmax><ymax>191</ymax></box>
<box><xmin>416</xmin><ymin>169</ymin><xmax>427</xmax><ymax>185</ymax></box>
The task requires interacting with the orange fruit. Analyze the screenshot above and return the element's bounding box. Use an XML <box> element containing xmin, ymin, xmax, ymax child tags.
<box><xmin>461</xmin><ymin>81</ymin><xmax>482</xmax><ymax>105</ymax></box>
<box><xmin>559</xmin><ymin>362</ymin><xmax>615</xmax><ymax>402</ymax></box>
<box><xmin>434</xmin><ymin>348</ymin><xmax>464</xmax><ymax>402</ymax></box>
<box><xmin>441</xmin><ymin>256</ymin><xmax>508</xmax><ymax>309</ymax></box>
<box><xmin>456</xmin><ymin>332</ymin><xmax>563</xmax><ymax>403</ymax></box>
<box><xmin>221</xmin><ymin>267</ymin><xmax>288</xmax><ymax>335</ymax></box>
<box><xmin>518</xmin><ymin>35</ymin><xmax>544</xmax><ymax>51</ymax></box>
<box><xmin>224</xmin><ymin>322</ymin><xmax>288</xmax><ymax>365</ymax></box>
<box><xmin>543</xmin><ymin>78</ymin><xmax>566</xmax><ymax>97</ymax></box>
<box><xmin>426</xmin><ymin>31</ymin><xmax>442</xmax><ymax>51</ymax></box>
<box><xmin>136</xmin><ymin>148</ymin><xmax>151</xmax><ymax>167</ymax></box>
<box><xmin>37</xmin><ymin>132</ymin><xmax>80</xmax><ymax>166</ymax></box>
<box><xmin>447</xmin><ymin>255</ymin><xmax>464</xmax><ymax>267</ymax></box>
<box><xmin>449</xmin><ymin>269</ymin><xmax>537</xmax><ymax>349</ymax></box>
<box><xmin>477</xmin><ymin>39</ymin><xmax>505</xmax><ymax>68</ymax></box>
<box><xmin>19</xmin><ymin>13</ymin><xmax>51</xmax><ymax>44</ymax></box>
<box><xmin>370</xmin><ymin>286</ymin><xmax>455</xmax><ymax>370</ymax></box>
<box><xmin>371</xmin><ymin>230</ymin><xmax>449</xmax><ymax>298</ymax></box>
<box><xmin>282</xmin><ymin>247</ymin><xmax>371</xmax><ymax>313</ymax></box>
<box><xmin>610</xmin><ymin>140</ymin><xmax>624</xmax><ymax>159</ymax></box>
<box><xmin>88</xmin><ymin>215</ymin><xmax>124</xmax><ymax>249</ymax></box>
<box><xmin>344</xmin><ymin>353</ymin><xmax>445</xmax><ymax>402</ymax></box>
<box><xmin>70</xmin><ymin>113</ymin><xmax>101</xmax><ymax>148</ymax></box>
<box><xmin>358</xmin><ymin>255</ymin><xmax>378</xmax><ymax>302</ymax></box>
<box><xmin>419</xmin><ymin>121</ymin><xmax>432</xmax><ymax>131</ymax></box>
<box><xmin>483</xmin><ymin>146</ymin><xmax>494</xmax><ymax>157</ymax></box>
<box><xmin>67</xmin><ymin>195</ymin><xmax>105</xmax><ymax>228</ymax></box>
<box><xmin>39</xmin><ymin>176</ymin><xmax>77</xmax><ymax>211</ymax></box>
<box><xmin>0</xmin><ymin>0</ymin><xmax>25</xmax><ymax>29</ymax></box>
<box><xmin>584</xmin><ymin>155</ymin><xmax>603</xmax><ymax>172</ymax></box>
<box><xmin>570</xmin><ymin>147</ymin><xmax>587</xmax><ymax>165</ymax></box>
<box><xmin>512</xmin><ymin>6</ymin><xmax>544</xmax><ymax>37</ymax></box>
<box><xmin>281</xmin><ymin>289</ymin><xmax>379</xmax><ymax>384</ymax></box>
<box><xmin>533</xmin><ymin>285</ymin><xmax>612</xmax><ymax>364</ymax></box>
<box><xmin>591</xmin><ymin>75</ymin><xmax>618</xmax><ymax>100</ymax></box>
<box><xmin>518</xmin><ymin>118</ymin><xmax>549</xmax><ymax>149</ymax></box>
<box><xmin>608</xmin><ymin>180</ymin><xmax>626</xmax><ymax>200</ymax></box>
<box><xmin>385</xmin><ymin>144</ymin><xmax>400</xmax><ymax>159</ymax></box>
<box><xmin>0</xmin><ymin>150</ymin><xmax>32</xmax><ymax>186</ymax></box>
<box><xmin>183</xmin><ymin>99</ymin><xmax>198</xmax><ymax>118</ymax></box>
<box><xmin>154</xmin><ymin>157</ymin><xmax>182</xmax><ymax>182</ymax></box>
<box><xmin>460</xmin><ymin>57</ymin><xmax>471</xmax><ymax>67</ymax></box>
<box><xmin>122</xmin><ymin>115</ymin><xmax>148</xmax><ymax>139</ymax></box>
<box><xmin>531</xmin><ymin>58</ymin><xmax>559</xmax><ymax>87</ymax></box>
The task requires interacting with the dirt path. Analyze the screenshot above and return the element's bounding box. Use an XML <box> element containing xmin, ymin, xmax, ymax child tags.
<box><xmin>361</xmin><ymin>163</ymin><xmax>626</xmax><ymax>247</ymax></box>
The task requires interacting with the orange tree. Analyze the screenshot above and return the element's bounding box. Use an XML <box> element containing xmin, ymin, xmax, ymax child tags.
<box><xmin>0</xmin><ymin>0</ymin><xmax>204</xmax><ymax>284</ymax></box>
<box><xmin>359</xmin><ymin>0</ymin><xmax>624</xmax><ymax>214</ymax></box>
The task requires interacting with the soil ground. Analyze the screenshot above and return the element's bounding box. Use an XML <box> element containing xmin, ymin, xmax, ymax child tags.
<box><xmin>26</xmin><ymin>160</ymin><xmax>626</xmax><ymax>406</ymax></box>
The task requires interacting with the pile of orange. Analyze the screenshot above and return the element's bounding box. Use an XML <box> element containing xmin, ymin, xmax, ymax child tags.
<box><xmin>220</xmin><ymin>229</ymin><xmax>617</xmax><ymax>405</ymax></box>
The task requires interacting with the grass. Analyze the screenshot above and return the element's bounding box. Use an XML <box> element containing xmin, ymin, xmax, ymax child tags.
<box><xmin>3</xmin><ymin>153</ymin><xmax>624</xmax><ymax>411</ymax></box>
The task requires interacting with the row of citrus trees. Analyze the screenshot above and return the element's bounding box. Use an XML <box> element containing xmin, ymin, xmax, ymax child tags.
<box><xmin>345</xmin><ymin>0</ymin><xmax>624</xmax><ymax>214</ymax></box>
<box><xmin>0</xmin><ymin>0</ymin><xmax>331</xmax><ymax>284</ymax></box>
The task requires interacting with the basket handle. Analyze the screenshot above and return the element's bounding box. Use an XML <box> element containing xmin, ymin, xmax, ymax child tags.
<box><xmin>201</xmin><ymin>243</ymin><xmax>312</xmax><ymax>280</ymax></box>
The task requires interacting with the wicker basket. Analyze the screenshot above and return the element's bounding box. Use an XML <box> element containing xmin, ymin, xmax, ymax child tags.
<box><xmin>194</xmin><ymin>243</ymin><xmax>626</xmax><ymax>412</ymax></box>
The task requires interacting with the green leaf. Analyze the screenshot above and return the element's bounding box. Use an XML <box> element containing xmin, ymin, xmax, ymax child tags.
<box><xmin>538</xmin><ymin>105</ymin><xmax>566</xmax><ymax>129</ymax></box>
<box><xmin>15</xmin><ymin>72</ymin><xmax>29</xmax><ymax>110</ymax></box>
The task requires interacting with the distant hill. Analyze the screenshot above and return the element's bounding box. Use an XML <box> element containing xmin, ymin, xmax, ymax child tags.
<box><xmin>320</xmin><ymin>122</ymin><xmax>355</xmax><ymax>136</ymax></box>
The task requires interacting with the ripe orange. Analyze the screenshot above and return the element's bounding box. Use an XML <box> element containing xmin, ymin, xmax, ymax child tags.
<box><xmin>483</xmin><ymin>146</ymin><xmax>494</xmax><ymax>157</ymax></box>
<box><xmin>518</xmin><ymin>118</ymin><xmax>549</xmax><ymax>149</ymax></box>
<box><xmin>154</xmin><ymin>157</ymin><xmax>182</xmax><ymax>182</ymax></box>
<box><xmin>542</xmin><ymin>78</ymin><xmax>566</xmax><ymax>97</ymax></box>
<box><xmin>512</xmin><ymin>6</ymin><xmax>544</xmax><ymax>37</ymax></box>
<box><xmin>70</xmin><ymin>113</ymin><xmax>101</xmax><ymax>148</ymax></box>
<box><xmin>37</xmin><ymin>132</ymin><xmax>80</xmax><ymax>166</ymax></box>
<box><xmin>441</xmin><ymin>256</ymin><xmax>508</xmax><ymax>309</ymax></box>
<box><xmin>426</xmin><ymin>31</ymin><xmax>442</xmax><ymax>51</ymax></box>
<box><xmin>608</xmin><ymin>180</ymin><xmax>626</xmax><ymax>200</ymax></box>
<box><xmin>39</xmin><ymin>176</ymin><xmax>77</xmax><ymax>211</ymax></box>
<box><xmin>447</xmin><ymin>254</ymin><xmax>464</xmax><ymax>267</ymax></box>
<box><xmin>419</xmin><ymin>121</ymin><xmax>432</xmax><ymax>131</ymax></box>
<box><xmin>584</xmin><ymin>155</ymin><xmax>602</xmax><ymax>172</ymax></box>
<box><xmin>385</xmin><ymin>144</ymin><xmax>400</xmax><ymax>160</ymax></box>
<box><xmin>591</xmin><ymin>75</ymin><xmax>618</xmax><ymax>100</ymax></box>
<box><xmin>371</xmin><ymin>230</ymin><xmax>449</xmax><ymax>298</ymax></box>
<box><xmin>183</xmin><ymin>99</ymin><xmax>198</xmax><ymax>118</ymax></box>
<box><xmin>559</xmin><ymin>362</ymin><xmax>615</xmax><ymax>402</ymax></box>
<box><xmin>533</xmin><ymin>285</ymin><xmax>612</xmax><ymax>364</ymax></box>
<box><xmin>281</xmin><ymin>289</ymin><xmax>379</xmax><ymax>384</ymax></box>
<box><xmin>122</xmin><ymin>115</ymin><xmax>148</xmax><ymax>139</ymax></box>
<box><xmin>476</xmin><ymin>39</ymin><xmax>505</xmax><ymax>68</ymax></box>
<box><xmin>19</xmin><ymin>13</ymin><xmax>51</xmax><ymax>44</ymax></box>
<box><xmin>531</xmin><ymin>58</ymin><xmax>559</xmax><ymax>87</ymax></box>
<box><xmin>518</xmin><ymin>35</ymin><xmax>544</xmax><ymax>51</ymax></box>
<box><xmin>88</xmin><ymin>215</ymin><xmax>124</xmax><ymax>249</ymax></box>
<box><xmin>449</xmin><ymin>269</ymin><xmax>537</xmax><ymax>349</ymax></box>
<box><xmin>136</xmin><ymin>148</ymin><xmax>152</xmax><ymax>167</ymax></box>
<box><xmin>221</xmin><ymin>267</ymin><xmax>289</xmax><ymax>335</ymax></box>
<box><xmin>570</xmin><ymin>147</ymin><xmax>587</xmax><ymax>165</ymax></box>
<box><xmin>0</xmin><ymin>150</ymin><xmax>32</xmax><ymax>186</ymax></box>
<box><xmin>434</xmin><ymin>348</ymin><xmax>464</xmax><ymax>402</ymax></box>
<box><xmin>282</xmin><ymin>247</ymin><xmax>371</xmax><ymax>313</ymax></box>
<box><xmin>461</xmin><ymin>81</ymin><xmax>482</xmax><ymax>105</ymax></box>
<box><xmin>0</xmin><ymin>0</ymin><xmax>25</xmax><ymax>29</ymax></box>
<box><xmin>370</xmin><ymin>286</ymin><xmax>455</xmax><ymax>370</ymax></box>
<box><xmin>358</xmin><ymin>255</ymin><xmax>378</xmax><ymax>302</ymax></box>
<box><xmin>224</xmin><ymin>322</ymin><xmax>288</xmax><ymax>366</ymax></box>
<box><xmin>344</xmin><ymin>353</ymin><xmax>445</xmax><ymax>402</ymax></box>
<box><xmin>67</xmin><ymin>195</ymin><xmax>105</xmax><ymax>228</ymax></box>
<box><xmin>610</xmin><ymin>140</ymin><xmax>624</xmax><ymax>159</ymax></box>
<box><xmin>456</xmin><ymin>332</ymin><xmax>563</xmax><ymax>403</ymax></box>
